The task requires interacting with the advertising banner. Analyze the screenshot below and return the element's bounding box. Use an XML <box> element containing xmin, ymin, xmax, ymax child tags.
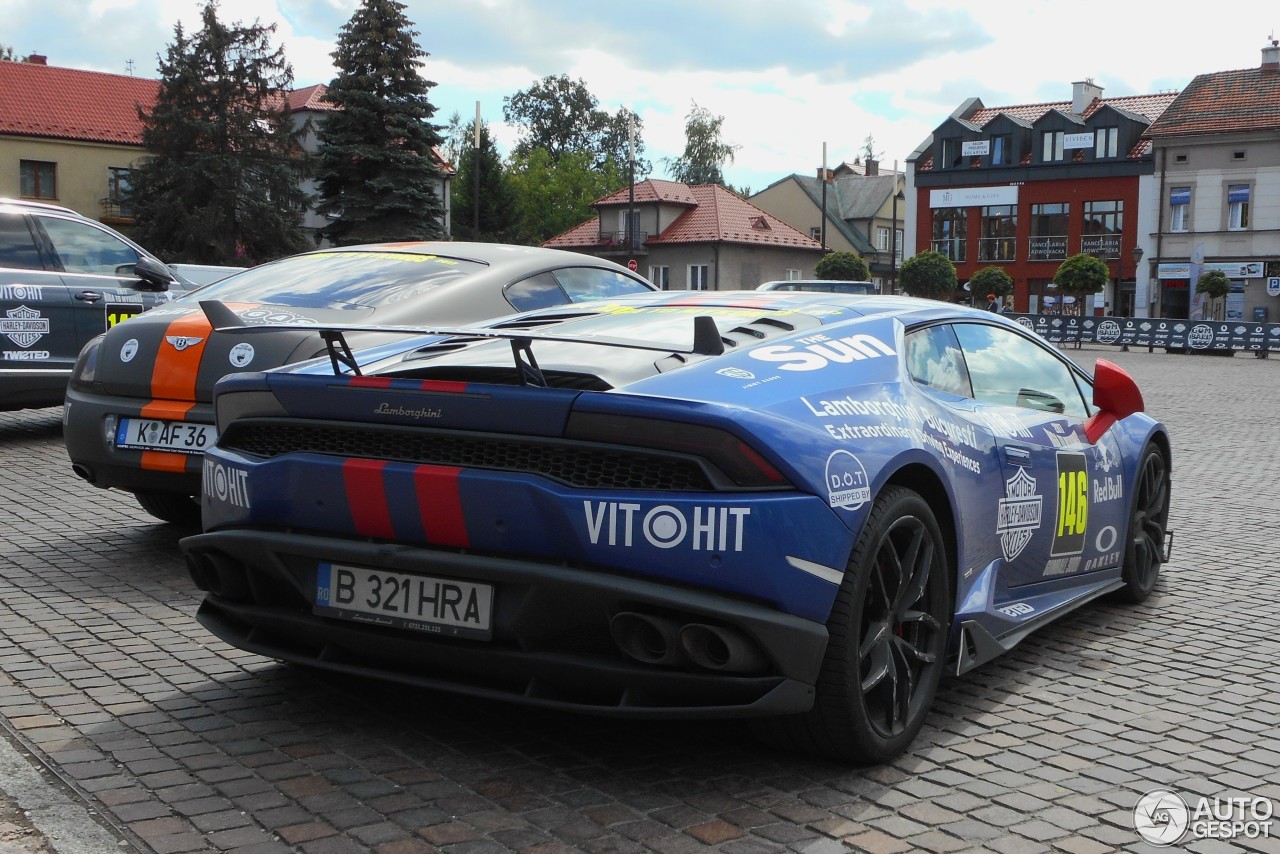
<box><xmin>1008</xmin><ymin>314</ymin><xmax>1280</xmax><ymax>353</ymax></box>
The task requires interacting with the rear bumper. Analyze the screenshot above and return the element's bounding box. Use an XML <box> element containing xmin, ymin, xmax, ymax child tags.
<box><xmin>62</xmin><ymin>386</ymin><xmax>209</xmax><ymax>495</ymax></box>
<box><xmin>181</xmin><ymin>528</ymin><xmax>829</xmax><ymax>718</ymax></box>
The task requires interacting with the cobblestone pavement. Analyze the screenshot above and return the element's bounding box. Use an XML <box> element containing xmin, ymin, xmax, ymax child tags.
<box><xmin>2</xmin><ymin>347</ymin><xmax>1279</xmax><ymax>854</ymax></box>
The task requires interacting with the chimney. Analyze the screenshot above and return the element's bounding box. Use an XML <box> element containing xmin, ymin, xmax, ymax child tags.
<box><xmin>1071</xmin><ymin>78</ymin><xmax>1103</xmax><ymax>114</ymax></box>
<box><xmin>1264</xmin><ymin>38</ymin><xmax>1280</xmax><ymax>70</ymax></box>
<box><xmin>866</xmin><ymin>159</ymin><xmax>879</xmax><ymax>176</ymax></box>
<box><xmin>25</xmin><ymin>54</ymin><xmax>48</xmax><ymax>65</ymax></box>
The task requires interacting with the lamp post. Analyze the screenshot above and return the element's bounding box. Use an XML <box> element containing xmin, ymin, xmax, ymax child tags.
<box><xmin>1131</xmin><ymin>244</ymin><xmax>1145</xmax><ymax>353</ymax></box>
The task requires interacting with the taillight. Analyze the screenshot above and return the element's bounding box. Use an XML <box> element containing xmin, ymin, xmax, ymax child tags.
<box><xmin>565</xmin><ymin>412</ymin><xmax>790</xmax><ymax>489</ymax></box>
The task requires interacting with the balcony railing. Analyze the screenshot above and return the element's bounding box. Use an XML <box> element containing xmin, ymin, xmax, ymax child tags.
<box><xmin>930</xmin><ymin>239</ymin><xmax>966</xmax><ymax>262</ymax></box>
<box><xmin>1027</xmin><ymin>236</ymin><xmax>1068</xmax><ymax>262</ymax></box>
<box><xmin>978</xmin><ymin>237</ymin><xmax>1016</xmax><ymax>262</ymax></box>
<box><xmin>1080</xmin><ymin>233</ymin><xmax>1121</xmax><ymax>259</ymax></box>
<box><xmin>598</xmin><ymin>230</ymin><xmax>649</xmax><ymax>253</ymax></box>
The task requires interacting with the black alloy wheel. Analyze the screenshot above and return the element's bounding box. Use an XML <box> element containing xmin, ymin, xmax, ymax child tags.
<box><xmin>1116</xmin><ymin>444</ymin><xmax>1171</xmax><ymax>603</ymax></box>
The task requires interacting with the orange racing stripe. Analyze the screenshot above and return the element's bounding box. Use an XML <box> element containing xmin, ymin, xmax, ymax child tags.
<box><xmin>149</xmin><ymin>312</ymin><xmax>212</xmax><ymax>402</ymax></box>
<box><xmin>140</xmin><ymin>450</ymin><xmax>191</xmax><ymax>472</ymax></box>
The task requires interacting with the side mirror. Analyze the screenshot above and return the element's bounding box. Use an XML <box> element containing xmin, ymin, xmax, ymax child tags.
<box><xmin>134</xmin><ymin>255</ymin><xmax>174</xmax><ymax>291</ymax></box>
<box><xmin>1083</xmin><ymin>359</ymin><xmax>1144</xmax><ymax>444</ymax></box>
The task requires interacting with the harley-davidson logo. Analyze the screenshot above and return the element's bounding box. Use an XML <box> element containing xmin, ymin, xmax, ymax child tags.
<box><xmin>0</xmin><ymin>305</ymin><xmax>50</xmax><ymax>349</ymax></box>
<box><xmin>165</xmin><ymin>335</ymin><xmax>205</xmax><ymax>351</ymax></box>
<box><xmin>997</xmin><ymin>466</ymin><xmax>1042</xmax><ymax>562</ymax></box>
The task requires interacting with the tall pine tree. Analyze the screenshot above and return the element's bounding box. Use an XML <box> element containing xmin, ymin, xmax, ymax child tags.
<box><xmin>451</xmin><ymin>121</ymin><xmax>516</xmax><ymax>243</ymax></box>
<box><xmin>129</xmin><ymin>1</ymin><xmax>309</xmax><ymax>265</ymax></box>
<box><xmin>316</xmin><ymin>0</ymin><xmax>446</xmax><ymax>244</ymax></box>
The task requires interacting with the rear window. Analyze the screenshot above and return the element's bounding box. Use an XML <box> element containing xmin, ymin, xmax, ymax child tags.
<box><xmin>190</xmin><ymin>251</ymin><xmax>484</xmax><ymax>309</ymax></box>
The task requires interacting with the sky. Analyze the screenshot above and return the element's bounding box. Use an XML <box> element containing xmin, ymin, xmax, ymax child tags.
<box><xmin>7</xmin><ymin>0</ymin><xmax>1279</xmax><ymax>193</ymax></box>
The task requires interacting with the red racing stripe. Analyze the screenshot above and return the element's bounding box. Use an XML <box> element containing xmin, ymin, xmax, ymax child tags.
<box><xmin>412</xmin><ymin>465</ymin><xmax>469</xmax><ymax>547</ymax></box>
<box><xmin>343</xmin><ymin>459</ymin><xmax>394</xmax><ymax>539</ymax></box>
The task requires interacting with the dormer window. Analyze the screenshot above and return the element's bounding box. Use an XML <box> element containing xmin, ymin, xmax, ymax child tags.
<box><xmin>991</xmin><ymin>134</ymin><xmax>1012</xmax><ymax>165</ymax></box>
<box><xmin>1042</xmin><ymin>131</ymin><xmax>1065</xmax><ymax>162</ymax></box>
<box><xmin>941</xmin><ymin>138</ymin><xmax>963</xmax><ymax>168</ymax></box>
<box><xmin>751</xmin><ymin>216</ymin><xmax>771</xmax><ymax>230</ymax></box>
<box><xmin>1094</xmin><ymin>127</ymin><xmax>1119</xmax><ymax>158</ymax></box>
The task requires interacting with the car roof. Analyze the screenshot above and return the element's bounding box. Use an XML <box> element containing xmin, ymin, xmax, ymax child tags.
<box><xmin>305</xmin><ymin>242</ymin><xmax>645</xmax><ymax>276</ymax></box>
<box><xmin>0</xmin><ymin>197</ymin><xmax>80</xmax><ymax>216</ymax></box>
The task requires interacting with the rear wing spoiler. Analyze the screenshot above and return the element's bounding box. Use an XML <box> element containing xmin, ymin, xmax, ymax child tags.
<box><xmin>199</xmin><ymin>300</ymin><xmax>726</xmax><ymax>387</ymax></box>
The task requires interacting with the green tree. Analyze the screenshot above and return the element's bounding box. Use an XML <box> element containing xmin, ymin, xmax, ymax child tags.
<box><xmin>1053</xmin><ymin>253</ymin><xmax>1109</xmax><ymax>313</ymax></box>
<box><xmin>128</xmin><ymin>1</ymin><xmax>308</xmax><ymax>265</ymax></box>
<box><xmin>1</xmin><ymin>45</ymin><xmax>19</xmax><ymax>61</ymax></box>
<box><xmin>664</xmin><ymin>101</ymin><xmax>739</xmax><ymax>186</ymax></box>
<box><xmin>508</xmin><ymin>147</ymin><xmax>624</xmax><ymax>244</ymax></box>
<box><xmin>315</xmin><ymin>0</ymin><xmax>446</xmax><ymax>244</ymax></box>
<box><xmin>503</xmin><ymin>75</ymin><xmax>648</xmax><ymax>175</ymax></box>
<box><xmin>451</xmin><ymin>120</ymin><xmax>516</xmax><ymax>243</ymax></box>
<box><xmin>814</xmin><ymin>250</ymin><xmax>869</xmax><ymax>281</ymax></box>
<box><xmin>899</xmin><ymin>250</ymin><xmax>958</xmax><ymax>299</ymax></box>
<box><xmin>1196</xmin><ymin>269</ymin><xmax>1231</xmax><ymax>320</ymax></box>
<box><xmin>969</xmin><ymin>265</ymin><xmax>1014</xmax><ymax>301</ymax></box>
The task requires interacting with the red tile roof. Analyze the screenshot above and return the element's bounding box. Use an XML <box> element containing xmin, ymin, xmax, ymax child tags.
<box><xmin>594</xmin><ymin>178</ymin><xmax>698</xmax><ymax>207</ymax></box>
<box><xmin>285</xmin><ymin>83</ymin><xmax>339</xmax><ymax>113</ymax></box>
<box><xmin>966</xmin><ymin>92</ymin><xmax>1179</xmax><ymax>127</ymax></box>
<box><xmin>543</xmin><ymin>180</ymin><xmax>822</xmax><ymax>251</ymax></box>
<box><xmin>0</xmin><ymin>60</ymin><xmax>158</xmax><ymax>145</ymax></box>
<box><xmin>0</xmin><ymin>61</ymin><xmax>338</xmax><ymax>147</ymax></box>
<box><xmin>1146</xmin><ymin>66</ymin><xmax>1280</xmax><ymax>137</ymax></box>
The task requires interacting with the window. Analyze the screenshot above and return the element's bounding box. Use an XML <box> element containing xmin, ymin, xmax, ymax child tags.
<box><xmin>785</xmin><ymin>268</ymin><xmax>801</xmax><ymax>281</ymax></box>
<box><xmin>941</xmin><ymin>138</ymin><xmax>963</xmax><ymax>168</ymax></box>
<box><xmin>979</xmin><ymin>205</ymin><xmax>1017</xmax><ymax>262</ymax></box>
<box><xmin>1232</xmin><ymin>151</ymin><xmax>1246</xmax><ymax>161</ymax></box>
<box><xmin>37</xmin><ymin>215</ymin><xmax>140</xmax><ymax>275</ymax></box>
<box><xmin>931</xmin><ymin>208</ymin><xmax>967</xmax><ymax>262</ymax></box>
<box><xmin>20</xmin><ymin>161</ymin><xmax>57</xmax><ymax>200</ymax></box>
<box><xmin>906</xmin><ymin>325</ymin><xmax>972</xmax><ymax>399</ymax></box>
<box><xmin>649</xmin><ymin>265</ymin><xmax>670</xmax><ymax>289</ymax></box>
<box><xmin>1081</xmin><ymin>201</ymin><xmax>1122</xmax><ymax>257</ymax></box>
<box><xmin>0</xmin><ymin>212</ymin><xmax>44</xmax><ymax>270</ymax></box>
<box><xmin>1228</xmin><ymin>184</ymin><xmax>1250</xmax><ymax>230</ymax></box>
<box><xmin>1094</xmin><ymin>127</ymin><xmax>1119</xmax><ymax>158</ymax></box>
<box><xmin>620</xmin><ymin>209</ymin><xmax>636</xmax><ymax>247</ymax></box>
<box><xmin>1041</xmin><ymin>131</ymin><xmax>1065</xmax><ymax>162</ymax></box>
<box><xmin>894</xmin><ymin>229</ymin><xmax>903</xmax><ymax>262</ymax></box>
<box><xmin>876</xmin><ymin>227</ymin><xmax>890</xmax><ymax>252</ymax></box>
<box><xmin>952</xmin><ymin>323</ymin><xmax>1088</xmax><ymax>418</ymax></box>
<box><xmin>1029</xmin><ymin>204</ymin><xmax>1069</xmax><ymax>261</ymax></box>
<box><xmin>809</xmin><ymin>227</ymin><xmax>821</xmax><ymax>241</ymax></box>
<box><xmin>688</xmin><ymin>264</ymin><xmax>709</xmax><ymax>290</ymax></box>
<box><xmin>1169</xmin><ymin>187</ymin><xmax>1190</xmax><ymax>233</ymax></box>
<box><xmin>991</xmin><ymin>134</ymin><xmax>1012</xmax><ymax>166</ymax></box>
<box><xmin>552</xmin><ymin>267</ymin><xmax>655</xmax><ymax>302</ymax></box>
<box><xmin>107</xmin><ymin>167</ymin><xmax>132</xmax><ymax>216</ymax></box>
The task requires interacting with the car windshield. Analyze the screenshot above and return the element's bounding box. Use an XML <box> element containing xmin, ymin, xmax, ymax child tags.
<box><xmin>186</xmin><ymin>251</ymin><xmax>484</xmax><ymax>309</ymax></box>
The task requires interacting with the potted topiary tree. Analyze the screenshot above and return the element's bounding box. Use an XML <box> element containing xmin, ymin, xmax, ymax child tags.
<box><xmin>814</xmin><ymin>250</ymin><xmax>870</xmax><ymax>281</ymax></box>
<box><xmin>1053</xmin><ymin>253</ymin><xmax>1110</xmax><ymax>315</ymax></box>
<box><xmin>968</xmin><ymin>265</ymin><xmax>1014</xmax><ymax>311</ymax></box>
<box><xmin>899</xmin><ymin>250</ymin><xmax>958</xmax><ymax>300</ymax></box>
<box><xmin>1195</xmin><ymin>269</ymin><xmax>1230</xmax><ymax>321</ymax></box>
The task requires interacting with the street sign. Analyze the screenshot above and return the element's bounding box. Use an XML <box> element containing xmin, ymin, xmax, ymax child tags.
<box><xmin>1267</xmin><ymin>277</ymin><xmax>1280</xmax><ymax>297</ymax></box>
<box><xmin>627</xmin><ymin>259</ymin><xmax>638</xmax><ymax>271</ymax></box>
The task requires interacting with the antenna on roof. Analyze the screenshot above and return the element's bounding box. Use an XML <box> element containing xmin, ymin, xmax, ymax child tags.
<box><xmin>125</xmin><ymin>59</ymin><xmax>135</xmax><ymax>75</ymax></box>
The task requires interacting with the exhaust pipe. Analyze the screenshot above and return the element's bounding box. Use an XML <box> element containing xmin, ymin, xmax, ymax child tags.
<box><xmin>679</xmin><ymin>623</ymin><xmax>767</xmax><ymax>674</ymax></box>
<box><xmin>610</xmin><ymin>612</ymin><xmax>683</xmax><ymax>666</ymax></box>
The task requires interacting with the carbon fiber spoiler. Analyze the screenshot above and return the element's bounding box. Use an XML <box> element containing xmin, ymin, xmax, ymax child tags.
<box><xmin>199</xmin><ymin>299</ymin><xmax>726</xmax><ymax>385</ymax></box>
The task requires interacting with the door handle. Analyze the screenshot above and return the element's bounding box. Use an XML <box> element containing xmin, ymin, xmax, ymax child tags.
<box><xmin>1001</xmin><ymin>445</ymin><xmax>1032</xmax><ymax>465</ymax></box>
<box><xmin>75</xmin><ymin>291</ymin><xmax>102</xmax><ymax>303</ymax></box>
